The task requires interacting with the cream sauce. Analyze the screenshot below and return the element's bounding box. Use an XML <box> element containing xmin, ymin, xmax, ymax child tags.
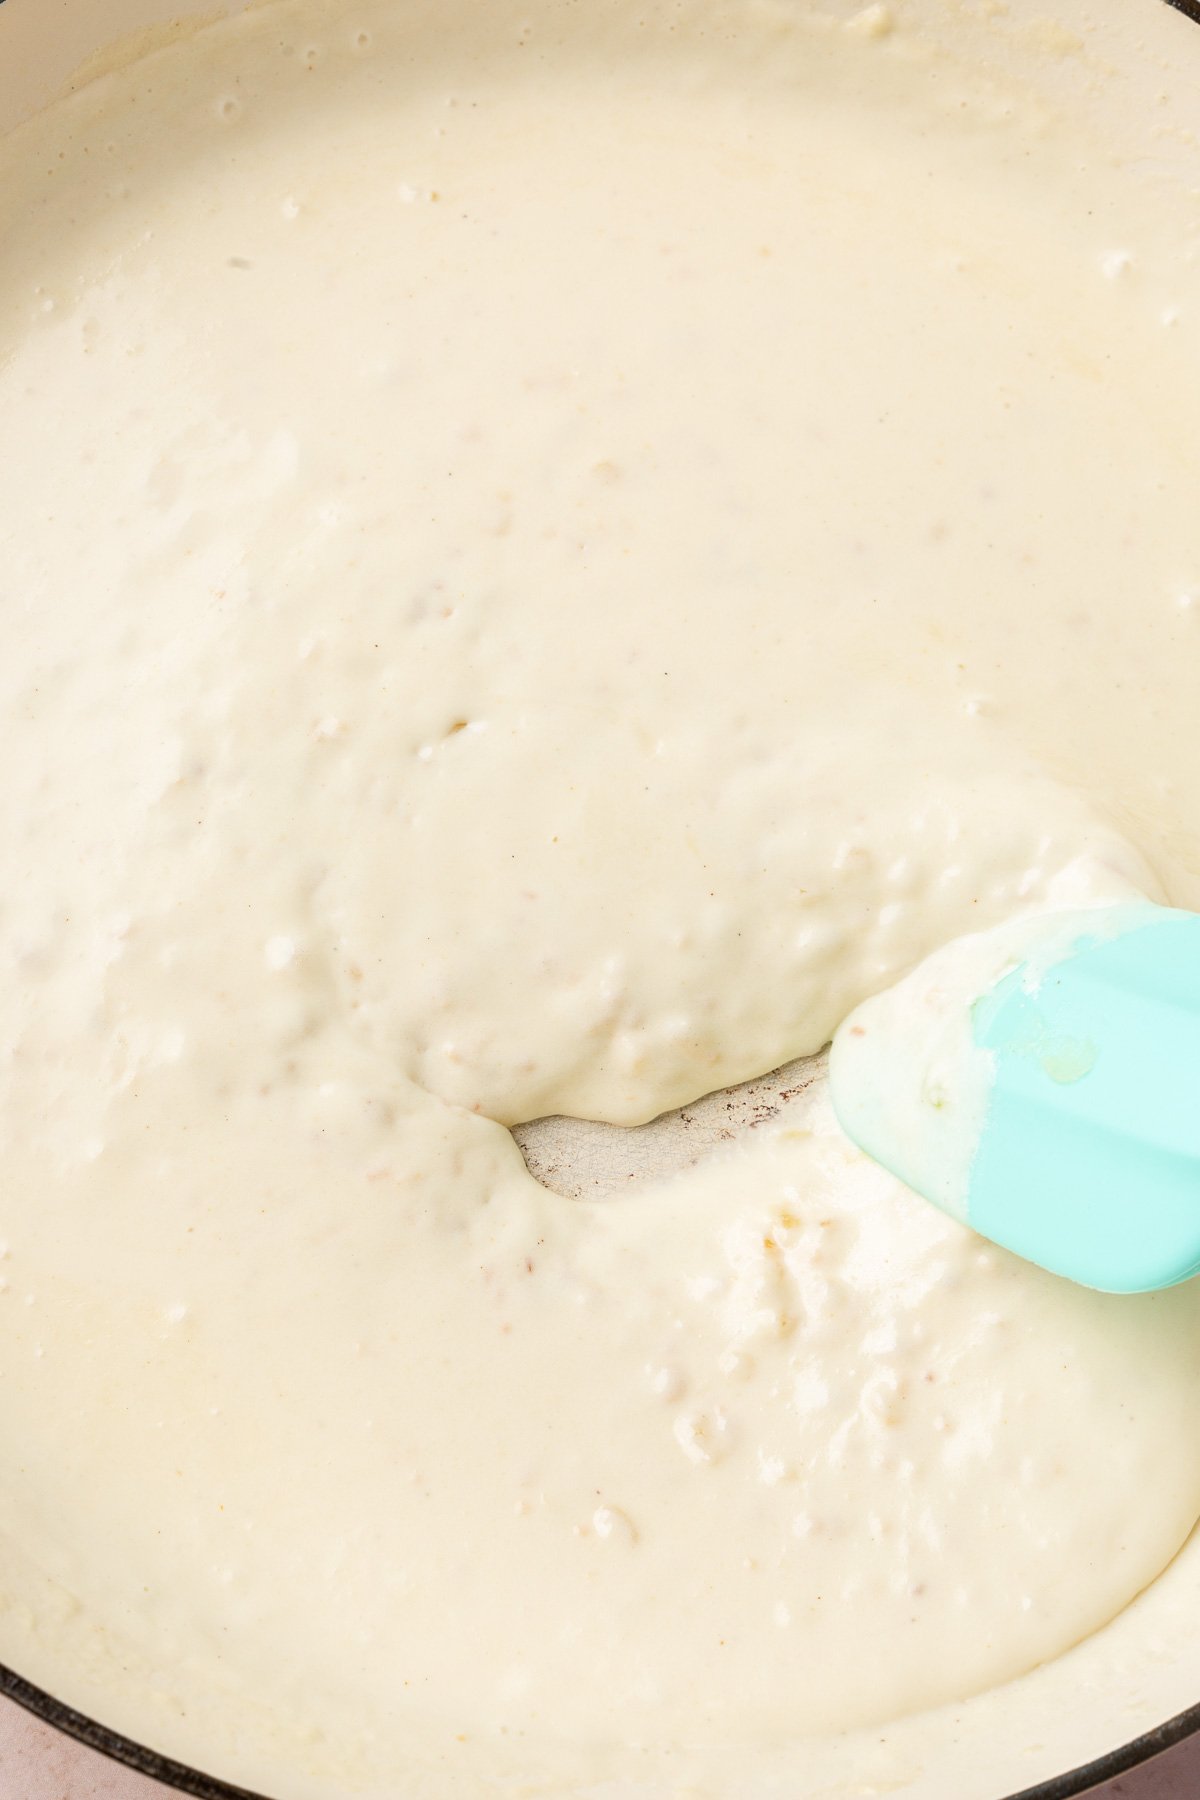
<box><xmin>1</xmin><ymin>0</ymin><xmax>1200</xmax><ymax>1794</ymax></box>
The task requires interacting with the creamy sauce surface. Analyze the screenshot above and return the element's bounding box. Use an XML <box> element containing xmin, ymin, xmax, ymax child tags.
<box><xmin>1</xmin><ymin>0</ymin><xmax>1200</xmax><ymax>1794</ymax></box>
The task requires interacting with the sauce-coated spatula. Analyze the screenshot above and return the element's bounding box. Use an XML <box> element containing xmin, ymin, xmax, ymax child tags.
<box><xmin>830</xmin><ymin>903</ymin><xmax>1200</xmax><ymax>1293</ymax></box>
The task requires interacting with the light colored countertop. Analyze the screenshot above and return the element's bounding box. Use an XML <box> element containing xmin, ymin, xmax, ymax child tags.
<box><xmin>2</xmin><ymin>1696</ymin><xmax>1199</xmax><ymax>1800</ymax></box>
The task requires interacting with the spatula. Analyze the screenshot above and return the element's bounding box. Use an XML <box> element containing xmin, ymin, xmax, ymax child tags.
<box><xmin>829</xmin><ymin>902</ymin><xmax>1200</xmax><ymax>1293</ymax></box>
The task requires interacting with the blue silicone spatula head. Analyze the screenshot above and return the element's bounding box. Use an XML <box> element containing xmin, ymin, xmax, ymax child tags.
<box><xmin>830</xmin><ymin>904</ymin><xmax>1200</xmax><ymax>1294</ymax></box>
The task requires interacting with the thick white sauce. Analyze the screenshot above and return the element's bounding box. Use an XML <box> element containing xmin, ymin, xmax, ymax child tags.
<box><xmin>1</xmin><ymin>0</ymin><xmax>1199</xmax><ymax>1794</ymax></box>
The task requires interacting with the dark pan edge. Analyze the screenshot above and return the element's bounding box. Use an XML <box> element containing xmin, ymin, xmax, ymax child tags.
<box><xmin>0</xmin><ymin>1663</ymin><xmax>271</xmax><ymax>1800</ymax></box>
<box><xmin>6</xmin><ymin>1652</ymin><xmax>1200</xmax><ymax>1800</ymax></box>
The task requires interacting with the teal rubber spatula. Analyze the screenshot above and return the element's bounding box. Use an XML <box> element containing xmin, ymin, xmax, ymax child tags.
<box><xmin>829</xmin><ymin>902</ymin><xmax>1200</xmax><ymax>1294</ymax></box>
